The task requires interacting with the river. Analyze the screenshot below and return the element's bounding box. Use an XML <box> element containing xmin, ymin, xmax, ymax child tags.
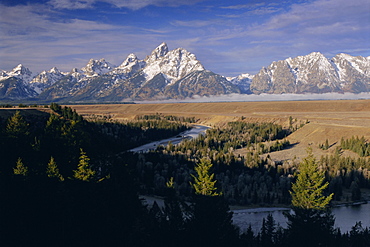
<box><xmin>129</xmin><ymin>124</ymin><xmax>210</xmax><ymax>153</ymax></box>
<box><xmin>136</xmin><ymin>125</ymin><xmax>370</xmax><ymax>234</ymax></box>
<box><xmin>232</xmin><ymin>203</ymin><xmax>370</xmax><ymax>234</ymax></box>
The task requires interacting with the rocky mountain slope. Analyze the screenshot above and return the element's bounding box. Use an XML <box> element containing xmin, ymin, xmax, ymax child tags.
<box><xmin>1</xmin><ymin>44</ymin><xmax>369</xmax><ymax>102</ymax></box>
<box><xmin>251</xmin><ymin>52</ymin><xmax>370</xmax><ymax>94</ymax></box>
<box><xmin>36</xmin><ymin>43</ymin><xmax>239</xmax><ymax>101</ymax></box>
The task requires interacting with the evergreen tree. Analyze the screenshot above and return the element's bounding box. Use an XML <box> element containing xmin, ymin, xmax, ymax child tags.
<box><xmin>188</xmin><ymin>158</ymin><xmax>239</xmax><ymax>247</ymax></box>
<box><xmin>46</xmin><ymin>156</ymin><xmax>64</xmax><ymax>181</ymax></box>
<box><xmin>6</xmin><ymin>111</ymin><xmax>29</xmax><ymax>138</ymax></box>
<box><xmin>350</xmin><ymin>179</ymin><xmax>361</xmax><ymax>201</ymax></box>
<box><xmin>73</xmin><ymin>149</ymin><xmax>95</xmax><ymax>181</ymax></box>
<box><xmin>260</xmin><ymin>214</ymin><xmax>277</xmax><ymax>246</ymax></box>
<box><xmin>13</xmin><ymin>157</ymin><xmax>28</xmax><ymax>176</ymax></box>
<box><xmin>161</xmin><ymin>178</ymin><xmax>189</xmax><ymax>247</ymax></box>
<box><xmin>285</xmin><ymin>149</ymin><xmax>335</xmax><ymax>247</ymax></box>
<box><xmin>191</xmin><ymin>158</ymin><xmax>219</xmax><ymax>196</ymax></box>
<box><xmin>290</xmin><ymin>149</ymin><xmax>333</xmax><ymax>210</ymax></box>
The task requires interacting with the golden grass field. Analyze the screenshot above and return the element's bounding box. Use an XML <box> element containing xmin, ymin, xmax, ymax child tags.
<box><xmin>70</xmin><ymin>99</ymin><xmax>370</xmax><ymax>163</ymax></box>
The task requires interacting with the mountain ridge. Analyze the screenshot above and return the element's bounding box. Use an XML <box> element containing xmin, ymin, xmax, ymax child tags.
<box><xmin>1</xmin><ymin>44</ymin><xmax>369</xmax><ymax>102</ymax></box>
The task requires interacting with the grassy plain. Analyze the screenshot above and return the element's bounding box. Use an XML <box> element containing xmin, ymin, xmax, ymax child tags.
<box><xmin>70</xmin><ymin>99</ymin><xmax>370</xmax><ymax>163</ymax></box>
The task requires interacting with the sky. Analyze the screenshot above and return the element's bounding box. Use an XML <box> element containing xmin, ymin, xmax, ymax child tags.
<box><xmin>0</xmin><ymin>0</ymin><xmax>369</xmax><ymax>77</ymax></box>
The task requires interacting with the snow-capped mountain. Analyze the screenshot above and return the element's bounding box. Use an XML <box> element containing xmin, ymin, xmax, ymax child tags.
<box><xmin>81</xmin><ymin>58</ymin><xmax>115</xmax><ymax>77</ymax></box>
<box><xmin>251</xmin><ymin>52</ymin><xmax>370</xmax><ymax>94</ymax></box>
<box><xmin>0</xmin><ymin>64</ymin><xmax>37</xmax><ymax>98</ymax></box>
<box><xmin>227</xmin><ymin>73</ymin><xmax>254</xmax><ymax>94</ymax></box>
<box><xmin>111</xmin><ymin>53</ymin><xmax>145</xmax><ymax>79</ymax></box>
<box><xmin>1</xmin><ymin>44</ymin><xmax>369</xmax><ymax>101</ymax></box>
<box><xmin>142</xmin><ymin>42</ymin><xmax>205</xmax><ymax>83</ymax></box>
<box><xmin>29</xmin><ymin>67</ymin><xmax>65</xmax><ymax>94</ymax></box>
<box><xmin>0</xmin><ymin>64</ymin><xmax>34</xmax><ymax>83</ymax></box>
<box><xmin>38</xmin><ymin>43</ymin><xmax>238</xmax><ymax>101</ymax></box>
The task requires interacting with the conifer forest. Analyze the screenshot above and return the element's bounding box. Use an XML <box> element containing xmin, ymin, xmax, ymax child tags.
<box><xmin>0</xmin><ymin>104</ymin><xmax>369</xmax><ymax>246</ymax></box>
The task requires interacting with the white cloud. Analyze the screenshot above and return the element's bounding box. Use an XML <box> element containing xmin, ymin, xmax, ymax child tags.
<box><xmin>48</xmin><ymin>0</ymin><xmax>205</xmax><ymax>10</ymax></box>
<box><xmin>171</xmin><ymin>19</ymin><xmax>219</xmax><ymax>27</ymax></box>
<box><xmin>48</xmin><ymin>0</ymin><xmax>95</xmax><ymax>9</ymax></box>
<box><xmin>0</xmin><ymin>3</ymin><xmax>167</xmax><ymax>72</ymax></box>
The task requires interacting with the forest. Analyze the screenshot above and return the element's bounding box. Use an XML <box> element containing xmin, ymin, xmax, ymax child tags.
<box><xmin>0</xmin><ymin>104</ymin><xmax>368</xmax><ymax>246</ymax></box>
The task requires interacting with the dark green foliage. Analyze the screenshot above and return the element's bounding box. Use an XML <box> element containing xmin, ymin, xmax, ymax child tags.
<box><xmin>0</xmin><ymin>105</ymin><xmax>189</xmax><ymax>178</ymax></box>
<box><xmin>0</xmin><ymin>106</ymin><xmax>368</xmax><ymax>246</ymax></box>
<box><xmin>320</xmin><ymin>153</ymin><xmax>370</xmax><ymax>201</ymax></box>
<box><xmin>188</xmin><ymin>195</ymin><xmax>239</xmax><ymax>247</ymax></box>
<box><xmin>286</xmin><ymin>151</ymin><xmax>335</xmax><ymax>247</ymax></box>
<box><xmin>149</xmin><ymin>121</ymin><xmax>294</xmax><ymax>205</ymax></box>
<box><xmin>191</xmin><ymin>158</ymin><xmax>219</xmax><ymax>196</ymax></box>
<box><xmin>13</xmin><ymin>157</ymin><xmax>28</xmax><ymax>176</ymax></box>
<box><xmin>46</xmin><ymin>156</ymin><xmax>64</xmax><ymax>181</ymax></box>
<box><xmin>290</xmin><ymin>150</ymin><xmax>333</xmax><ymax>210</ymax></box>
<box><xmin>341</xmin><ymin>136</ymin><xmax>370</xmax><ymax>157</ymax></box>
<box><xmin>136</xmin><ymin>113</ymin><xmax>197</xmax><ymax>123</ymax></box>
<box><xmin>0</xmin><ymin>161</ymin><xmax>147</xmax><ymax>246</ymax></box>
<box><xmin>6</xmin><ymin>110</ymin><xmax>29</xmax><ymax>138</ymax></box>
<box><xmin>319</xmin><ymin>139</ymin><xmax>330</xmax><ymax>150</ymax></box>
<box><xmin>73</xmin><ymin>149</ymin><xmax>95</xmax><ymax>181</ymax></box>
<box><xmin>285</xmin><ymin>208</ymin><xmax>336</xmax><ymax>247</ymax></box>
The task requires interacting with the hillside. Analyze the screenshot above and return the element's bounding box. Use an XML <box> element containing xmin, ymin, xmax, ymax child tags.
<box><xmin>70</xmin><ymin>99</ymin><xmax>370</xmax><ymax>162</ymax></box>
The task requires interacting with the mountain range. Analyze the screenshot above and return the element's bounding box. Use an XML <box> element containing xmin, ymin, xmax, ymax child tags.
<box><xmin>1</xmin><ymin>43</ymin><xmax>369</xmax><ymax>102</ymax></box>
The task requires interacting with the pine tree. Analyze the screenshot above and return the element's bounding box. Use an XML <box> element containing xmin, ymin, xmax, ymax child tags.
<box><xmin>290</xmin><ymin>149</ymin><xmax>333</xmax><ymax>210</ymax></box>
<box><xmin>285</xmin><ymin>149</ymin><xmax>335</xmax><ymax>247</ymax></box>
<box><xmin>13</xmin><ymin>157</ymin><xmax>28</xmax><ymax>176</ymax></box>
<box><xmin>73</xmin><ymin>149</ymin><xmax>95</xmax><ymax>181</ymax></box>
<box><xmin>6</xmin><ymin>111</ymin><xmax>29</xmax><ymax>138</ymax></box>
<box><xmin>46</xmin><ymin>156</ymin><xmax>64</xmax><ymax>181</ymax></box>
<box><xmin>188</xmin><ymin>158</ymin><xmax>239</xmax><ymax>247</ymax></box>
<box><xmin>191</xmin><ymin>158</ymin><xmax>219</xmax><ymax>196</ymax></box>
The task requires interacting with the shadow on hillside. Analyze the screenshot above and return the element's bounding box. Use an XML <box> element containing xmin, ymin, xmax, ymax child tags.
<box><xmin>284</xmin><ymin>142</ymin><xmax>299</xmax><ymax>150</ymax></box>
<box><xmin>0</xmin><ymin>109</ymin><xmax>50</xmax><ymax>119</ymax></box>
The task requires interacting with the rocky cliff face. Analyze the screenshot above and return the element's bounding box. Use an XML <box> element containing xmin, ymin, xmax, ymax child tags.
<box><xmin>251</xmin><ymin>52</ymin><xmax>370</xmax><ymax>94</ymax></box>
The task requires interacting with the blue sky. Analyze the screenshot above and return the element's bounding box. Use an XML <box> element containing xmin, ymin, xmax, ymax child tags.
<box><xmin>1</xmin><ymin>0</ymin><xmax>369</xmax><ymax>76</ymax></box>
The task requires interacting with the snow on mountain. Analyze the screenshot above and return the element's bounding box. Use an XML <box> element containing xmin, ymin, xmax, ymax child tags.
<box><xmin>1</xmin><ymin>44</ymin><xmax>369</xmax><ymax>101</ymax></box>
<box><xmin>0</xmin><ymin>64</ymin><xmax>34</xmax><ymax>83</ymax></box>
<box><xmin>227</xmin><ymin>73</ymin><xmax>254</xmax><ymax>93</ymax></box>
<box><xmin>0</xmin><ymin>64</ymin><xmax>38</xmax><ymax>98</ymax></box>
<box><xmin>251</xmin><ymin>52</ymin><xmax>370</xmax><ymax>94</ymax></box>
<box><xmin>81</xmin><ymin>58</ymin><xmax>114</xmax><ymax>77</ymax></box>
<box><xmin>29</xmin><ymin>67</ymin><xmax>65</xmax><ymax>94</ymax></box>
<box><xmin>142</xmin><ymin>42</ymin><xmax>205</xmax><ymax>84</ymax></box>
<box><xmin>110</xmin><ymin>53</ymin><xmax>145</xmax><ymax>79</ymax></box>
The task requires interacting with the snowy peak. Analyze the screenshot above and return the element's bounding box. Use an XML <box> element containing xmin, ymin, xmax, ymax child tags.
<box><xmin>29</xmin><ymin>67</ymin><xmax>65</xmax><ymax>94</ymax></box>
<box><xmin>81</xmin><ymin>58</ymin><xmax>114</xmax><ymax>77</ymax></box>
<box><xmin>334</xmin><ymin>53</ymin><xmax>370</xmax><ymax>77</ymax></box>
<box><xmin>227</xmin><ymin>73</ymin><xmax>254</xmax><ymax>93</ymax></box>
<box><xmin>251</xmin><ymin>52</ymin><xmax>370</xmax><ymax>94</ymax></box>
<box><xmin>0</xmin><ymin>64</ymin><xmax>34</xmax><ymax>83</ymax></box>
<box><xmin>147</xmin><ymin>42</ymin><xmax>169</xmax><ymax>62</ymax></box>
<box><xmin>113</xmin><ymin>53</ymin><xmax>145</xmax><ymax>77</ymax></box>
<box><xmin>143</xmin><ymin>45</ymin><xmax>204</xmax><ymax>83</ymax></box>
<box><xmin>11</xmin><ymin>64</ymin><xmax>33</xmax><ymax>77</ymax></box>
<box><xmin>120</xmin><ymin>53</ymin><xmax>139</xmax><ymax>67</ymax></box>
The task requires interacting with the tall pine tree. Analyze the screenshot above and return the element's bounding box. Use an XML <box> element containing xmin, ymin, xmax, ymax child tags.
<box><xmin>285</xmin><ymin>149</ymin><xmax>335</xmax><ymax>247</ymax></box>
<box><xmin>13</xmin><ymin>157</ymin><xmax>28</xmax><ymax>176</ymax></box>
<box><xmin>46</xmin><ymin>156</ymin><xmax>64</xmax><ymax>181</ymax></box>
<box><xmin>191</xmin><ymin>158</ymin><xmax>219</xmax><ymax>196</ymax></box>
<box><xmin>188</xmin><ymin>158</ymin><xmax>239</xmax><ymax>247</ymax></box>
<box><xmin>73</xmin><ymin>149</ymin><xmax>95</xmax><ymax>182</ymax></box>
